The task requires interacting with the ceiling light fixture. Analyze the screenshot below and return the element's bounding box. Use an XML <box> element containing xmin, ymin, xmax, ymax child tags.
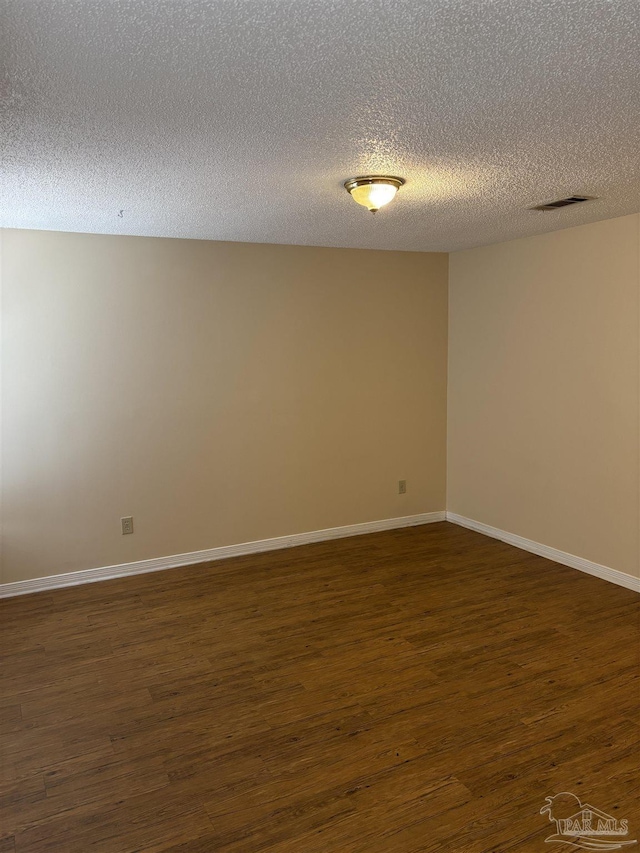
<box><xmin>344</xmin><ymin>175</ymin><xmax>405</xmax><ymax>213</ymax></box>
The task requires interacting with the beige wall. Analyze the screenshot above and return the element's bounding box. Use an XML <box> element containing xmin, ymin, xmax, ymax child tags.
<box><xmin>448</xmin><ymin>214</ymin><xmax>640</xmax><ymax>579</ymax></box>
<box><xmin>0</xmin><ymin>230</ymin><xmax>448</xmax><ymax>583</ymax></box>
<box><xmin>3</xmin><ymin>214</ymin><xmax>638</xmax><ymax>586</ymax></box>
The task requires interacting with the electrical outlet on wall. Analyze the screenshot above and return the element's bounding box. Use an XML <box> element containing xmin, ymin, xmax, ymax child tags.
<box><xmin>398</xmin><ymin>480</ymin><xmax>407</xmax><ymax>495</ymax></box>
<box><xmin>121</xmin><ymin>516</ymin><xmax>134</xmax><ymax>535</ymax></box>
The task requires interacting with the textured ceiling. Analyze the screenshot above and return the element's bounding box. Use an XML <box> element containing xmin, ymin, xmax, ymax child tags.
<box><xmin>2</xmin><ymin>0</ymin><xmax>639</xmax><ymax>252</ymax></box>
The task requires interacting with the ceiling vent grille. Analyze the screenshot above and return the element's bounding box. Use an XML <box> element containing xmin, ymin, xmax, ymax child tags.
<box><xmin>531</xmin><ymin>196</ymin><xmax>596</xmax><ymax>211</ymax></box>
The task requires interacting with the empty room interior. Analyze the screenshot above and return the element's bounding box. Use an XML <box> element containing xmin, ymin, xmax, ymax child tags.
<box><xmin>1</xmin><ymin>1</ymin><xmax>639</xmax><ymax>851</ymax></box>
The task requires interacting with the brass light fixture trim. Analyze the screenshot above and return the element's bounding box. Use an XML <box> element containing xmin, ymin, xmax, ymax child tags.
<box><xmin>344</xmin><ymin>175</ymin><xmax>405</xmax><ymax>213</ymax></box>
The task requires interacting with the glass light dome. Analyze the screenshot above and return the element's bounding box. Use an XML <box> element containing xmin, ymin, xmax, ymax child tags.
<box><xmin>344</xmin><ymin>176</ymin><xmax>405</xmax><ymax>213</ymax></box>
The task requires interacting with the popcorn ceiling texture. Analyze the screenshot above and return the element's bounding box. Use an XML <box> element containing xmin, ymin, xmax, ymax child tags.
<box><xmin>2</xmin><ymin>0</ymin><xmax>639</xmax><ymax>252</ymax></box>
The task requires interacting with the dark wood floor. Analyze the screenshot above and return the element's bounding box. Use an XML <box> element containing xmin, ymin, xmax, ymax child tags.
<box><xmin>0</xmin><ymin>522</ymin><xmax>638</xmax><ymax>852</ymax></box>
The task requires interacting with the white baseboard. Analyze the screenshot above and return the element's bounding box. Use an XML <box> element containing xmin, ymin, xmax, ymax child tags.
<box><xmin>0</xmin><ymin>511</ymin><xmax>446</xmax><ymax>599</ymax></box>
<box><xmin>446</xmin><ymin>512</ymin><xmax>640</xmax><ymax>593</ymax></box>
<box><xmin>6</xmin><ymin>510</ymin><xmax>636</xmax><ymax>599</ymax></box>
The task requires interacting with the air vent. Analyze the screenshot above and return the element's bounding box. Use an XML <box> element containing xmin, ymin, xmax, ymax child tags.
<box><xmin>531</xmin><ymin>196</ymin><xmax>596</xmax><ymax>211</ymax></box>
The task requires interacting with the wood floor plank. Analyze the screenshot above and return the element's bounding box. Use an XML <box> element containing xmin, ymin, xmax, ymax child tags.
<box><xmin>1</xmin><ymin>522</ymin><xmax>638</xmax><ymax>852</ymax></box>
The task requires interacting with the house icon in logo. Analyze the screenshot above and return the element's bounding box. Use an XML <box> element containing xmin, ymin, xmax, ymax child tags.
<box><xmin>541</xmin><ymin>792</ymin><xmax>637</xmax><ymax>850</ymax></box>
